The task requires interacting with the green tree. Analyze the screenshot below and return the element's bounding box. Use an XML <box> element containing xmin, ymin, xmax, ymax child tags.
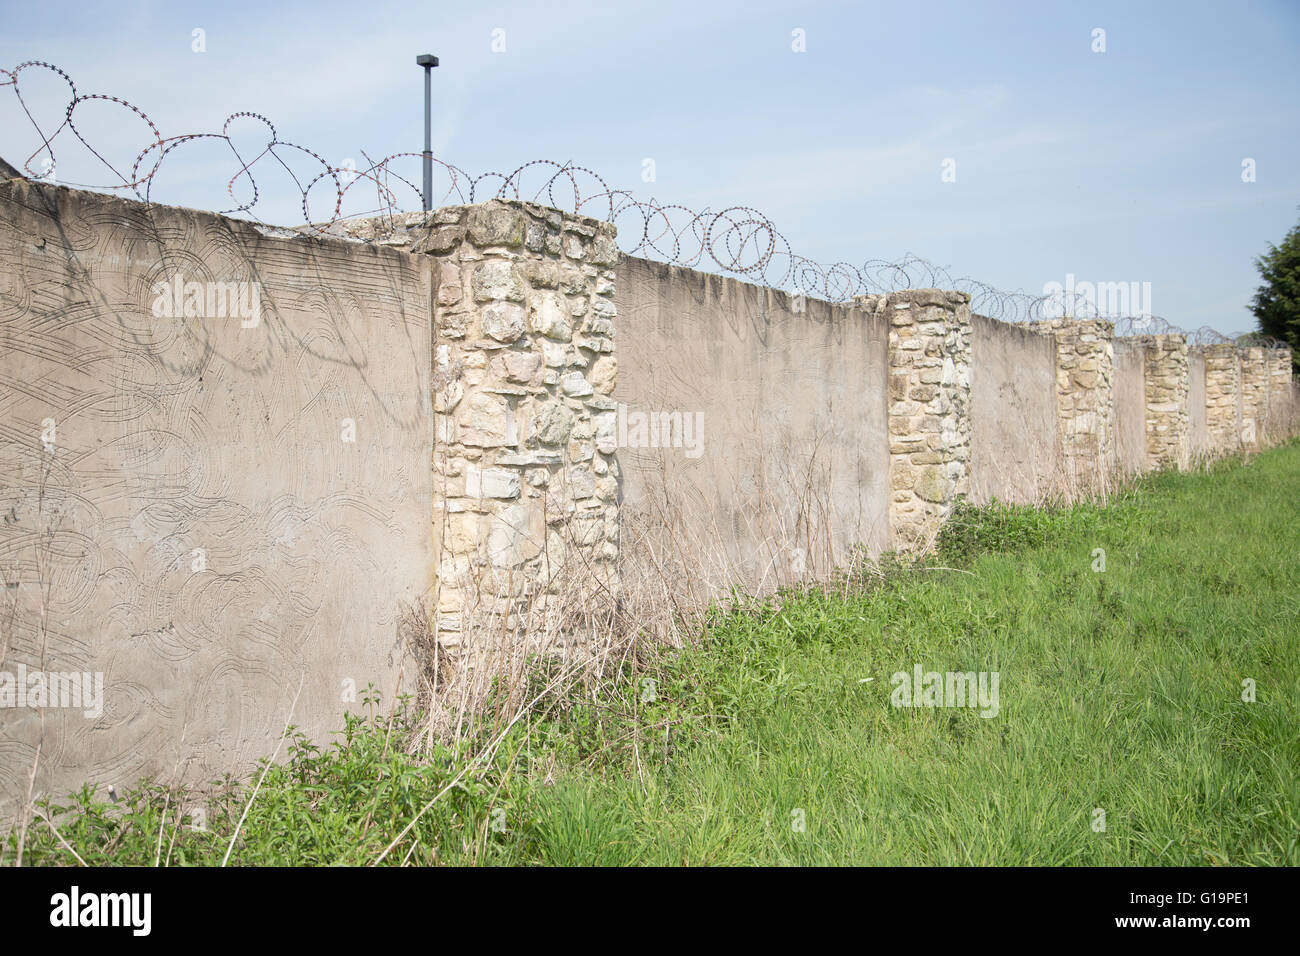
<box><xmin>1251</xmin><ymin>211</ymin><xmax>1300</xmax><ymax>369</ymax></box>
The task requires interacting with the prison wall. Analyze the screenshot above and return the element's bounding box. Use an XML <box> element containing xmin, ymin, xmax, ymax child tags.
<box><xmin>1187</xmin><ymin>348</ymin><xmax>1208</xmax><ymax>459</ymax></box>
<box><xmin>1114</xmin><ymin>339</ymin><xmax>1147</xmax><ymax>473</ymax></box>
<box><xmin>614</xmin><ymin>255</ymin><xmax>891</xmax><ymax>589</ymax></box>
<box><xmin>2</xmin><ymin>180</ymin><xmax>1298</xmax><ymax>816</ymax></box>
<box><xmin>968</xmin><ymin>315</ymin><xmax>1058</xmax><ymax>504</ymax></box>
<box><xmin>0</xmin><ymin>178</ymin><xmax>434</xmax><ymax>820</ymax></box>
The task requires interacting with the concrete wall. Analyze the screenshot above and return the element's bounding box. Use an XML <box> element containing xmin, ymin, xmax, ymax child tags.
<box><xmin>615</xmin><ymin>255</ymin><xmax>890</xmax><ymax>587</ymax></box>
<box><xmin>3</xmin><ymin>178</ymin><xmax>1298</xmax><ymax>812</ymax></box>
<box><xmin>0</xmin><ymin>179</ymin><xmax>434</xmax><ymax>819</ymax></box>
<box><xmin>1113</xmin><ymin>339</ymin><xmax>1147</xmax><ymax>473</ymax></box>
<box><xmin>969</xmin><ymin>315</ymin><xmax>1057</xmax><ymax>503</ymax></box>
<box><xmin>1187</xmin><ymin>348</ymin><xmax>1208</xmax><ymax>458</ymax></box>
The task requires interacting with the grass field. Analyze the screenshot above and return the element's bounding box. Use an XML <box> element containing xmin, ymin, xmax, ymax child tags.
<box><xmin>7</xmin><ymin>443</ymin><xmax>1299</xmax><ymax>866</ymax></box>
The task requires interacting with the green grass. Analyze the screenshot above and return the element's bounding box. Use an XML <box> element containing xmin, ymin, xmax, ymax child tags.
<box><xmin>8</xmin><ymin>444</ymin><xmax>1300</xmax><ymax>865</ymax></box>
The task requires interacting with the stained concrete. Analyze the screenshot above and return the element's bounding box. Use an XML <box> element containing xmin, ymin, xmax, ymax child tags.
<box><xmin>969</xmin><ymin>314</ymin><xmax>1057</xmax><ymax>503</ymax></box>
<box><xmin>1114</xmin><ymin>339</ymin><xmax>1146</xmax><ymax>472</ymax></box>
<box><xmin>1188</xmin><ymin>349</ymin><xmax>1208</xmax><ymax>457</ymax></box>
<box><xmin>614</xmin><ymin>255</ymin><xmax>890</xmax><ymax>589</ymax></box>
<box><xmin>0</xmin><ymin>180</ymin><xmax>433</xmax><ymax>819</ymax></box>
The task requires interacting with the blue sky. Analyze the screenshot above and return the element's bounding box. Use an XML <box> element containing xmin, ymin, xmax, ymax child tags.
<box><xmin>2</xmin><ymin>0</ymin><xmax>1298</xmax><ymax>335</ymax></box>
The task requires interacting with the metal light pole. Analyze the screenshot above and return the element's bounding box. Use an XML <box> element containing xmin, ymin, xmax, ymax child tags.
<box><xmin>416</xmin><ymin>54</ymin><xmax>439</xmax><ymax>211</ymax></box>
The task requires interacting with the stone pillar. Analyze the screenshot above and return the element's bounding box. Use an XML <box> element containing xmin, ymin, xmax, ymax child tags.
<box><xmin>875</xmin><ymin>289</ymin><xmax>971</xmax><ymax>551</ymax></box>
<box><xmin>1269</xmin><ymin>348</ymin><xmax>1293</xmax><ymax>394</ymax></box>
<box><xmin>1239</xmin><ymin>347</ymin><xmax>1269</xmax><ymax>449</ymax></box>
<box><xmin>388</xmin><ymin>200</ymin><xmax>622</xmax><ymax>638</ymax></box>
<box><xmin>1201</xmin><ymin>343</ymin><xmax>1241</xmax><ymax>456</ymax></box>
<box><xmin>1029</xmin><ymin>319</ymin><xmax>1115</xmax><ymax>488</ymax></box>
<box><xmin>1140</xmin><ymin>334</ymin><xmax>1190</xmax><ymax>468</ymax></box>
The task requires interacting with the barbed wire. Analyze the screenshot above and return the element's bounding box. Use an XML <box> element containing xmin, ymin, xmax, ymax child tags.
<box><xmin>1231</xmin><ymin>331</ymin><xmax>1290</xmax><ymax>350</ymax></box>
<box><xmin>0</xmin><ymin>59</ymin><xmax>1284</xmax><ymax>346</ymax></box>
